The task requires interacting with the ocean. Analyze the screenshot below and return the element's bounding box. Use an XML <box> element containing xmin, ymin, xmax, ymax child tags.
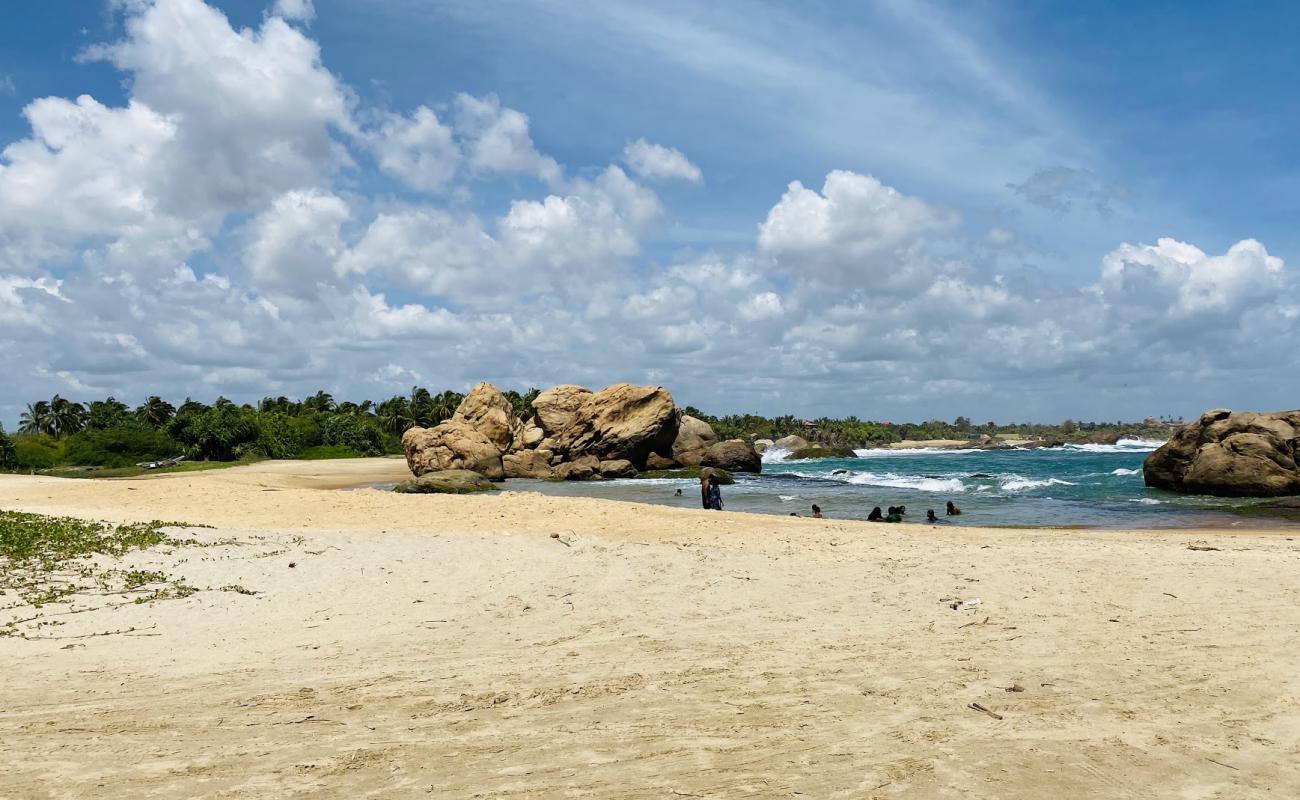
<box><xmin>514</xmin><ymin>439</ymin><xmax>1290</xmax><ymax>529</ymax></box>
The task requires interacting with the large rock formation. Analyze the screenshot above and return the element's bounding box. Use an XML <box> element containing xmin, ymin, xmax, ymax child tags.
<box><xmin>672</xmin><ymin>414</ymin><xmax>719</xmax><ymax>457</ymax></box>
<box><xmin>1144</xmin><ymin>408</ymin><xmax>1300</xmax><ymax>497</ymax></box>
<box><xmin>402</xmin><ymin>421</ymin><xmax>505</xmax><ymax>480</ymax></box>
<box><xmin>453</xmin><ymin>382</ymin><xmax>521</xmax><ymax>451</ymax></box>
<box><xmin>698</xmin><ymin>439</ymin><xmax>763</xmax><ymax>473</ymax></box>
<box><xmin>402</xmin><ymin>381</ymin><xmax>765</xmax><ymax>484</ymax></box>
<box><xmin>532</xmin><ymin>385</ymin><xmax>592</xmax><ymax>437</ymax></box>
<box><xmin>553</xmin><ymin>384</ymin><xmax>679</xmax><ymax>468</ymax></box>
<box><xmin>773</xmin><ymin>434</ymin><xmax>811</xmax><ymax>452</ymax></box>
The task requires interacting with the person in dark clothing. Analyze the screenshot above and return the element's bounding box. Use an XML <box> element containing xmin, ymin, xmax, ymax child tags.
<box><xmin>700</xmin><ymin>475</ymin><xmax>710</xmax><ymax>509</ymax></box>
<box><xmin>706</xmin><ymin>475</ymin><xmax>724</xmax><ymax>510</ymax></box>
<box><xmin>867</xmin><ymin>506</ymin><xmax>884</xmax><ymax>521</ymax></box>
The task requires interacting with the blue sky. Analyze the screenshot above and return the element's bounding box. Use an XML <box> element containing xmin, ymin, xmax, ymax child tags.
<box><xmin>1</xmin><ymin>0</ymin><xmax>1298</xmax><ymax>425</ymax></box>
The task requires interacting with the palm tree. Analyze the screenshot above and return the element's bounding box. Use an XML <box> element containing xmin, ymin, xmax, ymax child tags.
<box><xmin>49</xmin><ymin>395</ymin><xmax>87</xmax><ymax>438</ymax></box>
<box><xmin>302</xmin><ymin>391</ymin><xmax>335</xmax><ymax>414</ymax></box>
<box><xmin>136</xmin><ymin>396</ymin><xmax>176</xmax><ymax>428</ymax></box>
<box><xmin>19</xmin><ymin>401</ymin><xmax>53</xmax><ymax>436</ymax></box>
<box><xmin>377</xmin><ymin>396</ymin><xmax>414</xmax><ymax>435</ymax></box>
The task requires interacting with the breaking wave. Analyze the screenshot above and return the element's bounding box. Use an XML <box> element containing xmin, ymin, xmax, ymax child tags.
<box><xmin>1063</xmin><ymin>438</ymin><xmax>1163</xmax><ymax>453</ymax></box>
<box><xmin>1000</xmin><ymin>476</ymin><xmax>1077</xmax><ymax>492</ymax></box>
<box><xmin>844</xmin><ymin>472</ymin><xmax>967</xmax><ymax>493</ymax></box>
<box><xmin>1111</xmin><ymin>467</ymin><xmax>1141</xmax><ymax>476</ymax></box>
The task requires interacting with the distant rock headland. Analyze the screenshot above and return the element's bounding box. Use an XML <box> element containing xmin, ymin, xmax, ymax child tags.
<box><xmin>401</xmin><ymin>382</ymin><xmax>761</xmax><ymax>483</ymax></box>
<box><xmin>1144</xmin><ymin>408</ymin><xmax>1300</xmax><ymax>497</ymax></box>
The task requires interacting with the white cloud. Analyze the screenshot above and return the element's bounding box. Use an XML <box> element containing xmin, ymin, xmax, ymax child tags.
<box><xmin>622</xmin><ymin>138</ymin><xmax>702</xmax><ymax>184</ymax></box>
<box><xmin>244</xmin><ymin>189</ymin><xmax>350</xmax><ymax>297</ymax></box>
<box><xmin>452</xmin><ymin>93</ymin><xmax>561</xmax><ymax>185</ymax></box>
<box><xmin>366</xmin><ymin>106</ymin><xmax>460</xmax><ymax>192</ymax></box>
<box><xmin>2</xmin><ymin>0</ymin><xmax>1297</xmax><ymax>426</ymax></box>
<box><xmin>758</xmin><ymin>170</ymin><xmax>956</xmax><ymax>286</ymax></box>
<box><xmin>270</xmin><ymin>0</ymin><xmax>315</xmax><ymax>23</ymax></box>
<box><xmin>737</xmin><ymin>291</ymin><xmax>784</xmax><ymax>321</ymax></box>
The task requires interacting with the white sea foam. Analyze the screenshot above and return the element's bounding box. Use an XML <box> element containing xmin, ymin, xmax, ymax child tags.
<box><xmin>1000</xmin><ymin>476</ymin><xmax>1077</xmax><ymax>492</ymax></box>
<box><xmin>778</xmin><ymin>494</ymin><xmax>800</xmax><ymax>502</ymax></box>
<box><xmin>1063</xmin><ymin>438</ymin><xmax>1163</xmax><ymax>453</ymax></box>
<box><xmin>1111</xmin><ymin>467</ymin><xmax>1141</xmax><ymax>476</ymax></box>
<box><xmin>845</xmin><ymin>472</ymin><xmax>967</xmax><ymax>493</ymax></box>
<box><xmin>1128</xmin><ymin>498</ymin><xmax>1165</xmax><ymax>505</ymax></box>
<box><xmin>853</xmin><ymin>447</ymin><xmax>980</xmax><ymax>457</ymax></box>
<box><xmin>762</xmin><ymin>447</ymin><xmax>793</xmax><ymax>463</ymax></box>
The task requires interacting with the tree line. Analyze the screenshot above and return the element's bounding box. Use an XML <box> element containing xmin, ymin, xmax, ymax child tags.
<box><xmin>0</xmin><ymin>387</ymin><xmax>1170</xmax><ymax>473</ymax></box>
<box><xmin>0</xmin><ymin>388</ymin><xmax>540</xmax><ymax>472</ymax></box>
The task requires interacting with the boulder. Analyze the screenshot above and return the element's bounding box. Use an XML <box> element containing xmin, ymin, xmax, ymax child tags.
<box><xmin>402</xmin><ymin>421</ymin><xmax>504</xmax><ymax>481</ymax></box>
<box><xmin>672</xmin><ymin>414</ymin><xmax>718</xmax><ymax>456</ymax></box>
<box><xmin>392</xmin><ymin>469</ymin><xmax>499</xmax><ymax>494</ymax></box>
<box><xmin>1144</xmin><ymin>409</ymin><xmax>1300</xmax><ymax>497</ymax></box>
<box><xmin>516</xmin><ymin>420</ymin><xmax>546</xmax><ymax>450</ymax></box>
<box><xmin>532</xmin><ymin>385</ymin><xmax>593</xmax><ymax>437</ymax></box>
<box><xmin>598</xmin><ymin>459</ymin><xmax>638</xmax><ymax>479</ymax></box>
<box><xmin>753</xmin><ymin>438</ymin><xmax>775</xmax><ymax>454</ymax></box>
<box><xmin>637</xmin><ymin>466</ymin><xmax>734</xmax><ymax>484</ymax></box>
<box><xmin>699</xmin><ymin>439</ymin><xmax>762</xmax><ymax>473</ymax></box>
<box><xmin>554</xmin><ymin>384</ymin><xmax>679</xmax><ymax>468</ymax></box>
<box><xmin>773</xmin><ymin>434</ymin><xmax>811</xmax><ymax>452</ymax></box>
<box><xmin>645</xmin><ymin>452</ymin><xmax>676</xmax><ymax>470</ymax></box>
<box><xmin>555</xmin><ymin>455</ymin><xmax>601</xmax><ymax>481</ymax></box>
<box><xmin>674</xmin><ymin>448</ymin><xmax>705</xmax><ymax>467</ymax></box>
<box><xmin>788</xmin><ymin>444</ymin><xmax>857</xmax><ymax>460</ymax></box>
<box><xmin>452</xmin><ymin>382</ymin><xmax>520</xmax><ymax>452</ymax></box>
<box><xmin>503</xmin><ymin>450</ymin><xmax>555</xmax><ymax>479</ymax></box>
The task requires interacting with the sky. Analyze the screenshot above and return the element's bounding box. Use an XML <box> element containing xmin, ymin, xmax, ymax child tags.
<box><xmin>1</xmin><ymin>0</ymin><xmax>1298</xmax><ymax>426</ymax></box>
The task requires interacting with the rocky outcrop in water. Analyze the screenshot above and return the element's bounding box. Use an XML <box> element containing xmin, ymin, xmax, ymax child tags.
<box><xmin>401</xmin><ymin>381</ymin><xmax>763</xmax><ymax>483</ymax></box>
<box><xmin>1144</xmin><ymin>408</ymin><xmax>1300</xmax><ymax>497</ymax></box>
<box><xmin>393</xmin><ymin>469</ymin><xmax>499</xmax><ymax>494</ymax></box>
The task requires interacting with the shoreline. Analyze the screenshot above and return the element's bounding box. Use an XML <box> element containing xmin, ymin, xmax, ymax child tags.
<box><xmin>5</xmin><ymin>460</ymin><xmax>1300</xmax><ymax>797</ymax></box>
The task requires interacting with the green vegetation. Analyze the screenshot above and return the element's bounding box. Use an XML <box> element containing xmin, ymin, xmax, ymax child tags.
<box><xmin>682</xmin><ymin>407</ymin><xmax>1176</xmax><ymax>449</ymax></box>
<box><xmin>0</xmin><ymin>511</ymin><xmax>202</xmax><ymax>633</ymax></box>
<box><xmin>3</xmin><ymin>386</ymin><xmax>1176</xmax><ymax>476</ymax></box>
<box><xmin>2</xmin><ymin>387</ymin><xmax>468</xmax><ymax>475</ymax></box>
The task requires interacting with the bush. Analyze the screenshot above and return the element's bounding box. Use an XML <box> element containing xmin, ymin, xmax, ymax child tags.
<box><xmin>320</xmin><ymin>414</ymin><xmax>383</xmax><ymax>456</ymax></box>
<box><xmin>255</xmin><ymin>413</ymin><xmax>301</xmax><ymax>459</ymax></box>
<box><xmin>14</xmin><ymin>435</ymin><xmax>62</xmax><ymax>470</ymax></box>
<box><xmin>62</xmin><ymin>426</ymin><xmax>181</xmax><ymax>468</ymax></box>
<box><xmin>167</xmin><ymin>405</ymin><xmax>259</xmax><ymax>461</ymax></box>
<box><xmin>0</xmin><ymin>426</ymin><xmax>15</xmax><ymax>470</ymax></box>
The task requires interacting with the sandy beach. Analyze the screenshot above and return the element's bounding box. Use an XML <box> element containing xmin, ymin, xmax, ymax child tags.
<box><xmin>3</xmin><ymin>458</ymin><xmax>1300</xmax><ymax>798</ymax></box>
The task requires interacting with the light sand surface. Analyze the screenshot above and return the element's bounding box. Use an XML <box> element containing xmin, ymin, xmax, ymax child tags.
<box><xmin>3</xmin><ymin>459</ymin><xmax>1300</xmax><ymax>798</ymax></box>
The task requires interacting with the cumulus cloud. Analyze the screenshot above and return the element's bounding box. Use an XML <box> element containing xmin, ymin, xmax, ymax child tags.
<box><xmin>452</xmin><ymin>93</ymin><xmax>562</xmax><ymax>186</ymax></box>
<box><xmin>1</xmin><ymin>0</ymin><xmax>1296</xmax><ymax>426</ymax></box>
<box><xmin>758</xmin><ymin>170</ymin><xmax>956</xmax><ymax>287</ymax></box>
<box><xmin>366</xmin><ymin>106</ymin><xmax>460</xmax><ymax>192</ymax></box>
<box><xmin>270</xmin><ymin>0</ymin><xmax>314</xmax><ymax>23</ymax></box>
<box><xmin>622</xmin><ymin>138</ymin><xmax>703</xmax><ymax>184</ymax></box>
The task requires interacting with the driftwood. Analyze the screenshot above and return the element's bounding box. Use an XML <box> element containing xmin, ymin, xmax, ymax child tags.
<box><xmin>968</xmin><ymin>702</ymin><xmax>1003</xmax><ymax>720</ymax></box>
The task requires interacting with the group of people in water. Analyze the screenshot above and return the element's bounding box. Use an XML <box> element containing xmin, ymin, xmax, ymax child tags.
<box><xmin>865</xmin><ymin>501</ymin><xmax>961</xmax><ymax>522</ymax></box>
<box><xmin>683</xmin><ymin>476</ymin><xmax>962</xmax><ymax>522</ymax></box>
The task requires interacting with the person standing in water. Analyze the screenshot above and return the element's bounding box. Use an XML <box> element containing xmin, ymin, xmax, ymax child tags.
<box><xmin>946</xmin><ymin>501</ymin><xmax>962</xmax><ymax>516</ymax></box>
<box><xmin>706</xmin><ymin>475</ymin><xmax>724</xmax><ymax>510</ymax></box>
<box><xmin>811</xmin><ymin>504</ymin><xmax>823</xmax><ymax>518</ymax></box>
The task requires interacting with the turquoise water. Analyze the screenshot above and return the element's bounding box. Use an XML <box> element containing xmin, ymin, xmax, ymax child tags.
<box><xmin>513</xmin><ymin>440</ymin><xmax>1290</xmax><ymax>529</ymax></box>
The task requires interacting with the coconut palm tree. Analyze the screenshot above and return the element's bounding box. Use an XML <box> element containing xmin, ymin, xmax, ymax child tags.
<box><xmin>19</xmin><ymin>401</ymin><xmax>53</xmax><ymax>436</ymax></box>
<box><xmin>302</xmin><ymin>391</ymin><xmax>335</xmax><ymax>414</ymax></box>
<box><xmin>136</xmin><ymin>396</ymin><xmax>176</xmax><ymax>428</ymax></box>
<box><xmin>49</xmin><ymin>395</ymin><xmax>87</xmax><ymax>438</ymax></box>
<box><xmin>376</xmin><ymin>396</ymin><xmax>407</xmax><ymax>435</ymax></box>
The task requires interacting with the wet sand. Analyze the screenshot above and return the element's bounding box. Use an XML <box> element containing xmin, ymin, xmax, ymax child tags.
<box><xmin>2</xmin><ymin>458</ymin><xmax>1299</xmax><ymax>798</ymax></box>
